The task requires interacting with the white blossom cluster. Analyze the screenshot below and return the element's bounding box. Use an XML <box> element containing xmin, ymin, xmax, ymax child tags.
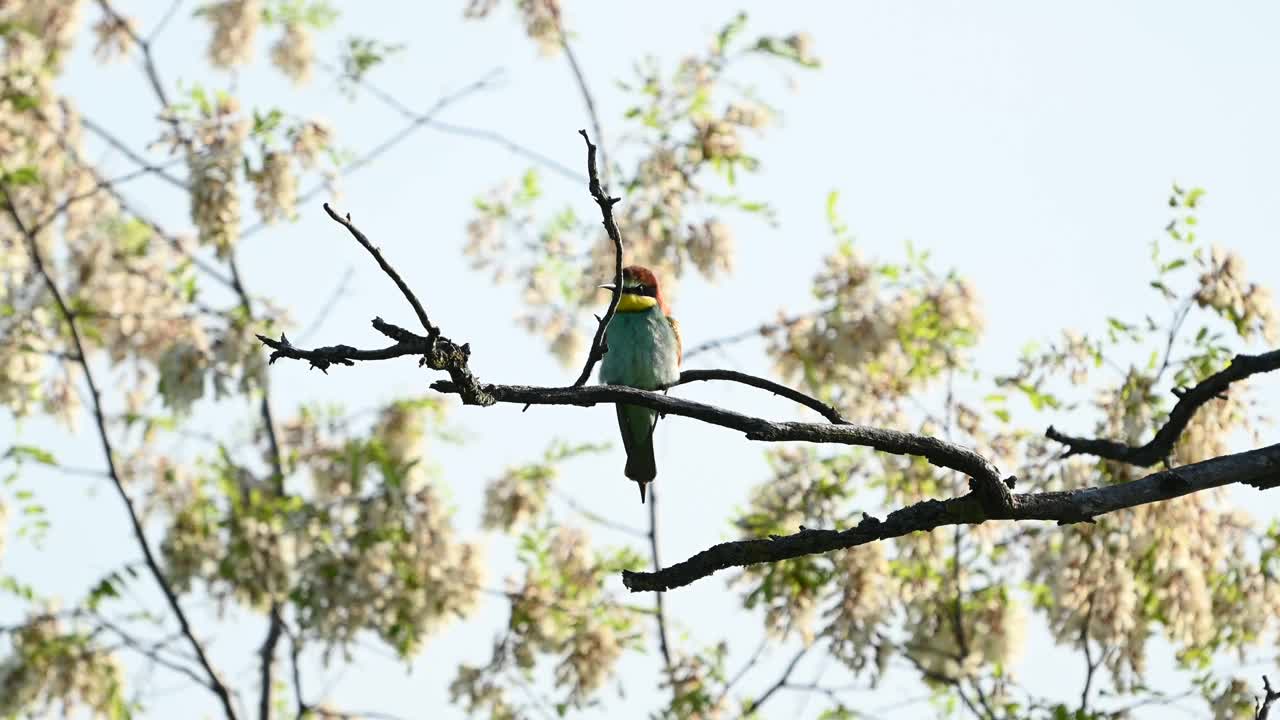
<box><xmin>201</xmin><ymin>0</ymin><xmax>262</xmax><ymax>68</ymax></box>
<box><xmin>287</xmin><ymin>403</ymin><xmax>483</xmax><ymax>656</ymax></box>
<box><xmin>1194</xmin><ymin>244</ymin><xmax>1278</xmax><ymax>344</ymax></box>
<box><xmin>461</xmin><ymin>19</ymin><xmax>802</xmax><ymax>366</ymax></box>
<box><xmin>482</xmin><ymin>462</ymin><xmax>552</xmax><ymax>532</ymax></box>
<box><xmin>464</xmin><ymin>0</ymin><xmax>563</xmax><ymax>56</ymax></box>
<box><xmin>90</xmin><ymin>10</ymin><xmax>135</xmax><ymax>63</ymax></box>
<box><xmin>270</xmin><ymin>21</ymin><xmax>315</xmax><ymax>85</ymax></box>
<box><xmin>823</xmin><ymin>544</ymin><xmax>895</xmax><ymax>675</ymax></box>
<box><xmin>183</xmin><ymin>94</ymin><xmax>248</xmax><ymax>256</ymax></box>
<box><xmin>251</xmin><ymin>150</ymin><xmax>300</xmax><ymax>223</ymax></box>
<box><xmin>770</xmin><ymin>245</ymin><xmax>983</xmax><ymax>423</ymax></box>
<box><xmin>454</xmin><ymin>526</ymin><xmax>637</xmax><ymax>710</ymax></box>
<box><xmin>907</xmin><ymin>586</ymin><xmax>1026</xmax><ymax>683</ymax></box>
<box><xmin>0</xmin><ymin>612</ymin><xmax>127</xmax><ymax>719</ymax></box>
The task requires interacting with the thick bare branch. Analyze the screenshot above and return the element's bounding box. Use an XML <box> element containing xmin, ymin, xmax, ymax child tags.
<box><xmin>572</xmin><ymin>129</ymin><xmax>623</xmax><ymax>387</ymax></box>
<box><xmin>1046</xmin><ymin>348</ymin><xmax>1280</xmax><ymax>466</ymax></box>
<box><xmin>428</xmin><ymin>379</ymin><xmax>1008</xmax><ymax>492</ymax></box>
<box><xmin>621</xmin><ymin>442</ymin><xmax>1280</xmax><ymax>592</ymax></box>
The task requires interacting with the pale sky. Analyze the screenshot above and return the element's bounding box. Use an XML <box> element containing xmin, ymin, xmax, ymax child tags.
<box><xmin>3</xmin><ymin>1</ymin><xmax>1280</xmax><ymax>718</ymax></box>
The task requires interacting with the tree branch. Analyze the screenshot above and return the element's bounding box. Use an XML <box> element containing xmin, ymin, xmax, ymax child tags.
<box><xmin>1046</xmin><ymin>348</ymin><xmax>1280</xmax><ymax>466</ymax></box>
<box><xmin>2</xmin><ymin>186</ymin><xmax>239</xmax><ymax>720</ymax></box>
<box><xmin>621</xmin><ymin>442</ymin><xmax>1280</xmax><ymax>592</ymax></box>
<box><xmin>672</xmin><ymin>368</ymin><xmax>846</xmax><ymax>424</ymax></box>
<box><xmin>571</xmin><ymin>129</ymin><xmax>623</xmax><ymax>387</ymax></box>
<box><xmin>550</xmin><ymin>5</ymin><xmax>610</xmax><ymax>188</ymax></box>
<box><xmin>1258</xmin><ymin>675</ymin><xmax>1280</xmax><ymax>720</ymax></box>
<box><xmin>321</xmin><ymin>203</ymin><xmax>438</xmax><ymax>337</ymax></box>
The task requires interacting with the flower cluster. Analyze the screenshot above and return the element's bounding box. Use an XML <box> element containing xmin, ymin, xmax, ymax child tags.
<box><xmin>770</xmin><ymin>244</ymin><xmax>983</xmax><ymax>423</ymax></box>
<box><xmin>182</xmin><ymin>94</ymin><xmax>249</xmax><ymax>256</ymax></box>
<box><xmin>456</xmin><ymin>525</ymin><xmax>640</xmax><ymax>710</ymax></box>
<box><xmin>823</xmin><ymin>544</ymin><xmax>895</xmax><ymax>675</ymax></box>
<box><xmin>907</xmin><ymin>586</ymin><xmax>1026</xmax><ymax>683</ymax></box>
<box><xmin>201</xmin><ymin>0</ymin><xmax>261</xmax><ymax>68</ymax></box>
<box><xmin>270</xmin><ymin>22</ymin><xmax>315</xmax><ymax>84</ymax></box>
<box><xmin>462</xmin><ymin>16</ymin><xmax>813</xmax><ymax>364</ymax></box>
<box><xmin>0</xmin><ymin>612</ymin><xmax>128</xmax><ymax>719</ymax></box>
<box><xmin>90</xmin><ymin>10</ymin><xmax>135</xmax><ymax>63</ymax></box>
<box><xmin>732</xmin><ymin>449</ymin><xmax>866</xmax><ymax>643</ymax></box>
<box><xmin>1194</xmin><ymin>244</ymin><xmax>1278</xmax><ymax>344</ymax></box>
<box><xmin>251</xmin><ymin>150</ymin><xmax>299</xmax><ymax>223</ymax></box>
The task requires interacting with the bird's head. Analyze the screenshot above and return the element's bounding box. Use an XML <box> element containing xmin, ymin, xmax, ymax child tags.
<box><xmin>599</xmin><ymin>265</ymin><xmax>669</xmax><ymax>314</ymax></box>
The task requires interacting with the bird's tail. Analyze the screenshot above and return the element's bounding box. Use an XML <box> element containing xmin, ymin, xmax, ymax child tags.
<box><xmin>616</xmin><ymin>404</ymin><xmax>657</xmax><ymax>501</ymax></box>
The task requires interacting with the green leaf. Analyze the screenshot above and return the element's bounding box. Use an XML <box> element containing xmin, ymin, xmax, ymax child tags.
<box><xmin>4</xmin><ymin>444</ymin><xmax>57</xmax><ymax>465</ymax></box>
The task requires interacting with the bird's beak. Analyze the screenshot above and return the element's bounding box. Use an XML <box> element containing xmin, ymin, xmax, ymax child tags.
<box><xmin>598</xmin><ymin>283</ymin><xmax>617</xmax><ymax>291</ymax></box>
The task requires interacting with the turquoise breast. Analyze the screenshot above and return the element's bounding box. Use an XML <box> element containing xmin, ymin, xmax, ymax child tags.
<box><xmin>599</xmin><ymin>307</ymin><xmax>680</xmax><ymax>389</ymax></box>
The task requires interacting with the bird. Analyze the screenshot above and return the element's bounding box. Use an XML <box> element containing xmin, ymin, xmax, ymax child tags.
<box><xmin>598</xmin><ymin>265</ymin><xmax>682</xmax><ymax>503</ymax></box>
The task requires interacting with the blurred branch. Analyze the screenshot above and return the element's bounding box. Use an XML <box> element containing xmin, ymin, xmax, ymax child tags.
<box><xmin>572</xmin><ymin>129</ymin><xmax>623</xmax><ymax>387</ymax></box>
<box><xmin>1259</xmin><ymin>675</ymin><xmax>1280</xmax><ymax>720</ymax></box>
<box><xmin>742</xmin><ymin>646</ymin><xmax>810</xmax><ymax>716</ymax></box>
<box><xmin>552</xmin><ymin>489</ymin><xmax>646</xmax><ymax>538</ymax></box>
<box><xmin>320</xmin><ymin>203</ymin><xmax>437</xmax><ymax>336</ymax></box>
<box><xmin>297</xmin><ymin>267</ymin><xmax>356</xmax><ymax>343</ymax></box>
<box><xmin>80</xmin><ymin>115</ymin><xmax>188</xmax><ymax>190</ymax></box>
<box><xmin>1</xmin><ymin>185</ymin><xmax>239</xmax><ymax>720</ymax></box>
<box><xmin>683</xmin><ymin>312</ymin><xmax>815</xmax><ymax>361</ymax></box>
<box><xmin>621</xmin><ymin>442</ymin><xmax>1280</xmax><ymax>592</ymax></box>
<box><xmin>647</xmin><ymin>485</ymin><xmax>675</xmax><ymax>685</ymax></box>
<box><xmin>1046</xmin><ymin>348</ymin><xmax>1280</xmax><ymax>467</ymax></box>
<box><xmin>550</xmin><ymin>4</ymin><xmax>610</xmax><ymax>188</ymax></box>
<box><xmin>327</xmin><ymin>62</ymin><xmax>582</xmax><ymax>183</ymax></box>
<box><xmin>242</xmin><ymin>68</ymin><xmax>507</xmax><ymax>240</ymax></box>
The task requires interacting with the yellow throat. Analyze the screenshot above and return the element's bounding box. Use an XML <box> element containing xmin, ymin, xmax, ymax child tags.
<box><xmin>615</xmin><ymin>293</ymin><xmax>658</xmax><ymax>313</ymax></box>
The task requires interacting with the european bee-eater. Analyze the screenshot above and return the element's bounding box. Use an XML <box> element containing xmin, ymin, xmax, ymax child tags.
<box><xmin>598</xmin><ymin>265</ymin><xmax>682</xmax><ymax>503</ymax></box>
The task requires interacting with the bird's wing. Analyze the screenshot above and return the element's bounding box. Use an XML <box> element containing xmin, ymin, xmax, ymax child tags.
<box><xmin>667</xmin><ymin>314</ymin><xmax>683</xmax><ymax>365</ymax></box>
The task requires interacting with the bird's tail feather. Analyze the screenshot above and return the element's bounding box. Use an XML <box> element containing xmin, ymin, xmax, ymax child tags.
<box><xmin>617</xmin><ymin>404</ymin><xmax>658</xmax><ymax>483</ymax></box>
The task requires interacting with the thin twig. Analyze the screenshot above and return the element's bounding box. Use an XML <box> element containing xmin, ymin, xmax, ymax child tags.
<box><xmin>321</xmin><ymin>203</ymin><xmax>438</xmax><ymax>336</ymax></box>
<box><xmin>673</xmin><ymin>368</ymin><xmax>846</xmax><ymax>424</ymax></box>
<box><xmin>742</xmin><ymin>646</ymin><xmax>810</xmax><ymax>715</ymax></box>
<box><xmin>80</xmin><ymin>115</ymin><xmax>188</xmax><ymax>190</ymax></box>
<box><xmin>297</xmin><ymin>267</ymin><xmax>356</xmax><ymax>343</ymax></box>
<box><xmin>571</xmin><ymin>130</ymin><xmax>623</xmax><ymax>387</ymax></box>
<box><xmin>683</xmin><ymin>313</ymin><xmax>815</xmax><ymax>361</ymax></box>
<box><xmin>242</xmin><ymin>69</ymin><xmax>505</xmax><ymax>241</ymax></box>
<box><xmin>550</xmin><ymin>5</ymin><xmax>610</xmax><ymax>188</ymax></box>
<box><xmin>146</xmin><ymin>0</ymin><xmax>185</xmax><ymax>43</ymax></box>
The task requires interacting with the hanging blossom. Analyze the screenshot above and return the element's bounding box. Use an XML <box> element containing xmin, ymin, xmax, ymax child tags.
<box><xmin>1</xmin><ymin>1</ymin><xmax>85</xmax><ymax>70</ymax></box>
<box><xmin>179</xmin><ymin>94</ymin><xmax>248</xmax><ymax>257</ymax></box>
<box><xmin>1194</xmin><ymin>244</ymin><xmax>1278</xmax><ymax>344</ymax></box>
<box><xmin>0</xmin><ymin>611</ymin><xmax>128</xmax><ymax>719</ymax></box>
<box><xmin>90</xmin><ymin>10</ymin><xmax>135</xmax><ymax>63</ymax></box>
<box><xmin>270</xmin><ymin>21</ymin><xmax>315</xmax><ymax>85</ymax></box>
<box><xmin>201</xmin><ymin>0</ymin><xmax>261</xmax><ymax>68</ymax></box>
<box><xmin>250</xmin><ymin>150</ymin><xmax>299</xmax><ymax>224</ymax></box>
